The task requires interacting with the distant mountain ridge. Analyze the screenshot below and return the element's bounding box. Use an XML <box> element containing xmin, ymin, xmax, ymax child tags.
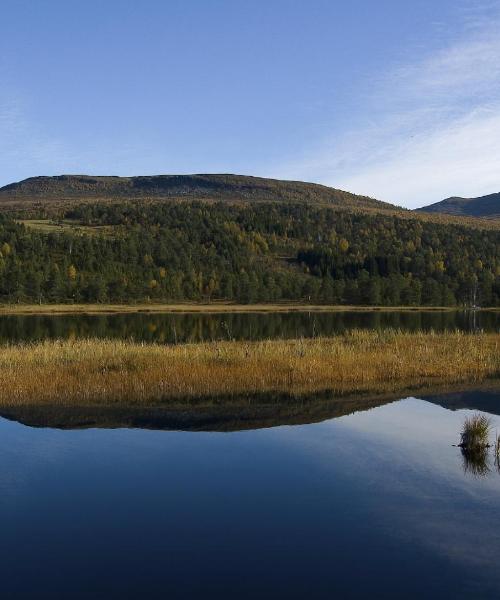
<box><xmin>0</xmin><ymin>174</ymin><xmax>393</xmax><ymax>211</ymax></box>
<box><xmin>418</xmin><ymin>192</ymin><xmax>500</xmax><ymax>219</ymax></box>
<box><xmin>3</xmin><ymin>174</ymin><xmax>499</xmax><ymax>224</ymax></box>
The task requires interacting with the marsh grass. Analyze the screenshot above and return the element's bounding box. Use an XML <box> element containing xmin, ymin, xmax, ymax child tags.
<box><xmin>0</xmin><ymin>330</ymin><xmax>498</xmax><ymax>406</ymax></box>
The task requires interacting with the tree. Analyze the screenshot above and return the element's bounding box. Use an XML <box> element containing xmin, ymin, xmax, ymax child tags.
<box><xmin>46</xmin><ymin>265</ymin><xmax>64</xmax><ymax>302</ymax></box>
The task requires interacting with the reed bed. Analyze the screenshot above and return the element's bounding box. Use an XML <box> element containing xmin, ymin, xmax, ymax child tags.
<box><xmin>0</xmin><ymin>330</ymin><xmax>498</xmax><ymax>406</ymax></box>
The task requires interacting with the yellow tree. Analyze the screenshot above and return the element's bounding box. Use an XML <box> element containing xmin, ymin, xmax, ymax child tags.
<box><xmin>67</xmin><ymin>265</ymin><xmax>77</xmax><ymax>281</ymax></box>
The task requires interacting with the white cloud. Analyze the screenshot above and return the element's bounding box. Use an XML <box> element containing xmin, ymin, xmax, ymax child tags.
<box><xmin>275</xmin><ymin>5</ymin><xmax>500</xmax><ymax>208</ymax></box>
<box><xmin>336</xmin><ymin>108</ymin><xmax>500</xmax><ymax>208</ymax></box>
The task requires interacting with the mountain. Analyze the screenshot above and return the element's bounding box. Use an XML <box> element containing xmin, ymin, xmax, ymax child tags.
<box><xmin>417</xmin><ymin>192</ymin><xmax>500</xmax><ymax>219</ymax></box>
<box><xmin>0</xmin><ymin>174</ymin><xmax>395</xmax><ymax>211</ymax></box>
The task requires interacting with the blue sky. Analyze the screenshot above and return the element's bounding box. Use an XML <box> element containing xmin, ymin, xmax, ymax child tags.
<box><xmin>1</xmin><ymin>0</ymin><xmax>500</xmax><ymax>207</ymax></box>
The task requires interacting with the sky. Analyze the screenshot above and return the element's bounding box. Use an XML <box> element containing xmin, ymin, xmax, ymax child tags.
<box><xmin>1</xmin><ymin>0</ymin><xmax>500</xmax><ymax>208</ymax></box>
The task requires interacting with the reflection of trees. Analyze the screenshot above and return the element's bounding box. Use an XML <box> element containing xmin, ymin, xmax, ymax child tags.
<box><xmin>0</xmin><ymin>310</ymin><xmax>498</xmax><ymax>345</ymax></box>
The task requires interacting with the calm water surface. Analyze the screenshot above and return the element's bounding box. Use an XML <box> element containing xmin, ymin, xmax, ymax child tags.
<box><xmin>1</xmin><ymin>387</ymin><xmax>499</xmax><ymax>598</ymax></box>
<box><xmin>0</xmin><ymin>309</ymin><xmax>498</xmax><ymax>343</ymax></box>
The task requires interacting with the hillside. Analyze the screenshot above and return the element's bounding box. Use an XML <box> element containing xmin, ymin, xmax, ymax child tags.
<box><xmin>0</xmin><ymin>174</ymin><xmax>498</xmax><ymax>307</ymax></box>
<box><xmin>0</xmin><ymin>198</ymin><xmax>498</xmax><ymax>306</ymax></box>
<box><xmin>0</xmin><ymin>174</ymin><xmax>394</xmax><ymax>211</ymax></box>
<box><xmin>418</xmin><ymin>192</ymin><xmax>500</xmax><ymax>219</ymax></box>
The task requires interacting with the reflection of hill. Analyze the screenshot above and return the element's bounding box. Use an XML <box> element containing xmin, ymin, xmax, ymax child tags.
<box><xmin>421</xmin><ymin>388</ymin><xmax>500</xmax><ymax>417</ymax></box>
<box><xmin>1</xmin><ymin>382</ymin><xmax>498</xmax><ymax>432</ymax></box>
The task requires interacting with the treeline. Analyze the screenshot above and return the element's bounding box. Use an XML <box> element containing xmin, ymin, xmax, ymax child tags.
<box><xmin>0</xmin><ymin>202</ymin><xmax>498</xmax><ymax>305</ymax></box>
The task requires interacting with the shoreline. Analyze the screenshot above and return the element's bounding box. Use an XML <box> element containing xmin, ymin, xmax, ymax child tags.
<box><xmin>0</xmin><ymin>302</ymin><xmax>497</xmax><ymax>316</ymax></box>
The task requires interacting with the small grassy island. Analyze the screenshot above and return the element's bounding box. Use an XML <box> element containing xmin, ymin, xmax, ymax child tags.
<box><xmin>1</xmin><ymin>330</ymin><xmax>498</xmax><ymax>406</ymax></box>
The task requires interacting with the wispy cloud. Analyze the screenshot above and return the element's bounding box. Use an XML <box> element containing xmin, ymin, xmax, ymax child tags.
<box><xmin>275</xmin><ymin>3</ymin><xmax>500</xmax><ymax>208</ymax></box>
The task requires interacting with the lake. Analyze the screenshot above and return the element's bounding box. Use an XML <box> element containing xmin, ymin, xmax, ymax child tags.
<box><xmin>0</xmin><ymin>309</ymin><xmax>498</xmax><ymax>343</ymax></box>
<box><xmin>1</xmin><ymin>386</ymin><xmax>499</xmax><ymax>598</ymax></box>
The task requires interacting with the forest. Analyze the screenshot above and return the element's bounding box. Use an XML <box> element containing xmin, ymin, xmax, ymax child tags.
<box><xmin>0</xmin><ymin>201</ymin><xmax>498</xmax><ymax>306</ymax></box>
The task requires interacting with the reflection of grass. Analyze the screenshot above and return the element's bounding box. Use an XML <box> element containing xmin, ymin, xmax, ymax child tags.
<box><xmin>461</xmin><ymin>446</ymin><xmax>491</xmax><ymax>477</ymax></box>
<box><xmin>0</xmin><ymin>330</ymin><xmax>498</xmax><ymax>406</ymax></box>
<box><xmin>495</xmin><ymin>434</ymin><xmax>500</xmax><ymax>473</ymax></box>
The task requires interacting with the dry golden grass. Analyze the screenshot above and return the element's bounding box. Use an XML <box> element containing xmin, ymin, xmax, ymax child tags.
<box><xmin>0</xmin><ymin>330</ymin><xmax>498</xmax><ymax>406</ymax></box>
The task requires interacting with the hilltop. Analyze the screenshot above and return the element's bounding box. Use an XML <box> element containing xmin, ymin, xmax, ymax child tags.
<box><xmin>0</xmin><ymin>174</ymin><xmax>394</xmax><ymax>211</ymax></box>
<box><xmin>418</xmin><ymin>192</ymin><xmax>500</xmax><ymax>219</ymax></box>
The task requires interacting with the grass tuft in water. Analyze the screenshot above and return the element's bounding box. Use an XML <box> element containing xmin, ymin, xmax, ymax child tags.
<box><xmin>460</xmin><ymin>413</ymin><xmax>492</xmax><ymax>450</ymax></box>
<box><xmin>459</xmin><ymin>414</ymin><xmax>494</xmax><ymax>478</ymax></box>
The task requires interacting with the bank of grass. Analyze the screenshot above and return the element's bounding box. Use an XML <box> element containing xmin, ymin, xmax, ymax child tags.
<box><xmin>0</xmin><ymin>330</ymin><xmax>498</xmax><ymax>406</ymax></box>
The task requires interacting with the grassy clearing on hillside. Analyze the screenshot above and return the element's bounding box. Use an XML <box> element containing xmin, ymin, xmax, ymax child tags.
<box><xmin>16</xmin><ymin>219</ymin><xmax>115</xmax><ymax>236</ymax></box>
<box><xmin>0</xmin><ymin>330</ymin><xmax>498</xmax><ymax>406</ymax></box>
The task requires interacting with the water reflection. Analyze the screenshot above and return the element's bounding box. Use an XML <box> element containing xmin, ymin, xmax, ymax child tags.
<box><xmin>0</xmin><ymin>309</ymin><xmax>498</xmax><ymax>344</ymax></box>
<box><xmin>0</xmin><ymin>390</ymin><xmax>396</xmax><ymax>431</ymax></box>
<box><xmin>0</xmin><ymin>386</ymin><xmax>499</xmax><ymax>598</ymax></box>
<box><xmin>1</xmin><ymin>384</ymin><xmax>499</xmax><ymax>432</ymax></box>
<box><xmin>461</xmin><ymin>446</ymin><xmax>491</xmax><ymax>477</ymax></box>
